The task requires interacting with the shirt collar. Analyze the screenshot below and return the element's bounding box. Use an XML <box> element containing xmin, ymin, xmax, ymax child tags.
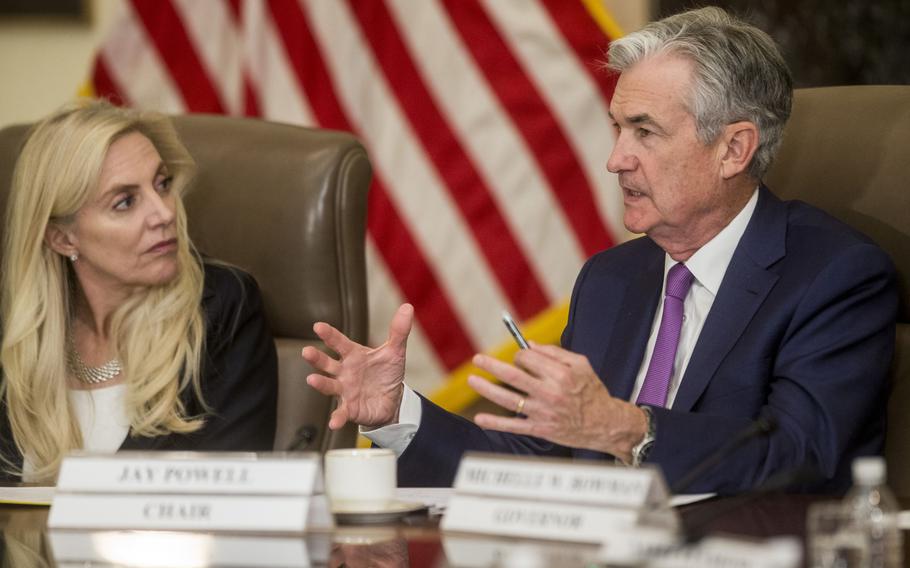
<box><xmin>663</xmin><ymin>188</ymin><xmax>759</xmax><ymax>296</ymax></box>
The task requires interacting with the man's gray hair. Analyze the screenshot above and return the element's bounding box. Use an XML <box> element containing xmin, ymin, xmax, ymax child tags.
<box><xmin>607</xmin><ymin>7</ymin><xmax>792</xmax><ymax>179</ymax></box>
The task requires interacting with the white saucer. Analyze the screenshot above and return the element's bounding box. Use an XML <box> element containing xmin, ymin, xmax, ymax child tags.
<box><xmin>332</xmin><ymin>500</ymin><xmax>428</xmax><ymax>524</ymax></box>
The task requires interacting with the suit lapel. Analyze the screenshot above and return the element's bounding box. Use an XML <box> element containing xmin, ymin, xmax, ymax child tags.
<box><xmin>597</xmin><ymin>249</ymin><xmax>664</xmax><ymax>401</ymax></box>
<box><xmin>672</xmin><ymin>187</ymin><xmax>787</xmax><ymax>411</ymax></box>
<box><xmin>575</xmin><ymin>245</ymin><xmax>663</xmax><ymax>461</ymax></box>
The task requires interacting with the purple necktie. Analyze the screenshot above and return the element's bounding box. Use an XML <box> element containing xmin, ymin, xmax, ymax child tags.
<box><xmin>636</xmin><ymin>263</ymin><xmax>694</xmax><ymax>408</ymax></box>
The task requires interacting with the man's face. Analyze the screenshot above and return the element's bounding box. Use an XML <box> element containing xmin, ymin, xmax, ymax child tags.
<box><xmin>607</xmin><ymin>53</ymin><xmax>731</xmax><ymax>256</ymax></box>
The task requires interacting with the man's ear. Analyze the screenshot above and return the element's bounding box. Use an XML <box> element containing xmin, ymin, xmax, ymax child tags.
<box><xmin>719</xmin><ymin>121</ymin><xmax>759</xmax><ymax>179</ymax></box>
<box><xmin>45</xmin><ymin>222</ymin><xmax>78</xmax><ymax>258</ymax></box>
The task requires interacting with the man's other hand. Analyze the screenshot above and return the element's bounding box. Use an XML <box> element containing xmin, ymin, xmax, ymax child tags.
<box><xmin>303</xmin><ymin>303</ymin><xmax>414</xmax><ymax>430</ymax></box>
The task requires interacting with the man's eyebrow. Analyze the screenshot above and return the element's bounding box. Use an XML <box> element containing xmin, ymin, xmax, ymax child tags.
<box><xmin>609</xmin><ymin>111</ymin><xmax>668</xmax><ymax>134</ymax></box>
<box><xmin>627</xmin><ymin>113</ymin><xmax>654</xmax><ymax>124</ymax></box>
<box><xmin>629</xmin><ymin>113</ymin><xmax>666</xmax><ymax>131</ymax></box>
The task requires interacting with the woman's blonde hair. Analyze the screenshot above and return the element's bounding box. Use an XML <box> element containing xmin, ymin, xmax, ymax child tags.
<box><xmin>1</xmin><ymin>530</ymin><xmax>52</xmax><ymax>568</ymax></box>
<box><xmin>1</xmin><ymin>100</ymin><xmax>206</xmax><ymax>482</ymax></box>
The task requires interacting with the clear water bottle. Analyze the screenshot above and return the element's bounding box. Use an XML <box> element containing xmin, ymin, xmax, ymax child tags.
<box><xmin>843</xmin><ymin>456</ymin><xmax>904</xmax><ymax>567</ymax></box>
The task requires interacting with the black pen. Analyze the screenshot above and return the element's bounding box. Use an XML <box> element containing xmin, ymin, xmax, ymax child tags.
<box><xmin>502</xmin><ymin>310</ymin><xmax>530</xmax><ymax>418</ymax></box>
<box><xmin>501</xmin><ymin>310</ymin><xmax>530</xmax><ymax>350</ymax></box>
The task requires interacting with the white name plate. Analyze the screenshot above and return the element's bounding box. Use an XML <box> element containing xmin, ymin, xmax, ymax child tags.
<box><xmin>441</xmin><ymin>494</ymin><xmax>678</xmax><ymax>544</ymax></box>
<box><xmin>452</xmin><ymin>452</ymin><xmax>669</xmax><ymax>508</ymax></box>
<box><xmin>441</xmin><ymin>533</ymin><xmax>601</xmax><ymax>567</ymax></box>
<box><xmin>599</xmin><ymin>527</ymin><xmax>802</xmax><ymax>568</ymax></box>
<box><xmin>48</xmin><ymin>493</ymin><xmax>333</xmax><ymax>533</ymax></box>
<box><xmin>49</xmin><ymin>530</ymin><xmax>331</xmax><ymax>567</ymax></box>
<box><xmin>56</xmin><ymin>451</ymin><xmax>322</xmax><ymax>495</ymax></box>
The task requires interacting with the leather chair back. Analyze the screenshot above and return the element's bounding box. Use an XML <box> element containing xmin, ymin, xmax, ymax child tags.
<box><xmin>766</xmin><ymin>86</ymin><xmax>910</xmax><ymax>497</ymax></box>
<box><xmin>0</xmin><ymin>114</ymin><xmax>370</xmax><ymax>453</ymax></box>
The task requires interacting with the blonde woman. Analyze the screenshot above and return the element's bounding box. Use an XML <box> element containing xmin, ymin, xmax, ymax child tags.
<box><xmin>0</xmin><ymin>100</ymin><xmax>277</xmax><ymax>483</ymax></box>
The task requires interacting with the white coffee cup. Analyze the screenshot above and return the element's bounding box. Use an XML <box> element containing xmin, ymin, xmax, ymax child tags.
<box><xmin>324</xmin><ymin>448</ymin><xmax>397</xmax><ymax>512</ymax></box>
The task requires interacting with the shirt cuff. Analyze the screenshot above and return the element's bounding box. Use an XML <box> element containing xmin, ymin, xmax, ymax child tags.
<box><xmin>359</xmin><ymin>385</ymin><xmax>422</xmax><ymax>456</ymax></box>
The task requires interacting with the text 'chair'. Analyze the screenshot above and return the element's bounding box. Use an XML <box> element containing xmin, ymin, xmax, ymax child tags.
<box><xmin>766</xmin><ymin>85</ymin><xmax>910</xmax><ymax>497</ymax></box>
<box><xmin>0</xmin><ymin>115</ymin><xmax>370</xmax><ymax>453</ymax></box>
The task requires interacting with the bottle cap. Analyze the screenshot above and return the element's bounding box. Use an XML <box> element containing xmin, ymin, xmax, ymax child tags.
<box><xmin>766</xmin><ymin>537</ymin><xmax>802</xmax><ymax>564</ymax></box>
<box><xmin>852</xmin><ymin>456</ymin><xmax>886</xmax><ymax>485</ymax></box>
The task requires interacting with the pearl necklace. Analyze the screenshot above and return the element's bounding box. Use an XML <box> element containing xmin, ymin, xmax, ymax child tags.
<box><xmin>67</xmin><ymin>334</ymin><xmax>122</xmax><ymax>385</ymax></box>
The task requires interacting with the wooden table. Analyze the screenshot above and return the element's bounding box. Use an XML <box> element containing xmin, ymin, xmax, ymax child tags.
<box><xmin>1</xmin><ymin>494</ymin><xmax>907</xmax><ymax>566</ymax></box>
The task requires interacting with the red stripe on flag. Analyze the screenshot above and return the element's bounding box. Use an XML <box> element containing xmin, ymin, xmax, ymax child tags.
<box><xmin>222</xmin><ymin>0</ymin><xmax>259</xmax><ymax>117</ymax></box>
<box><xmin>130</xmin><ymin>0</ymin><xmax>226</xmax><ymax>113</ymax></box>
<box><xmin>540</xmin><ymin>0</ymin><xmax>618</xmax><ymax>105</ymax></box>
<box><xmin>242</xmin><ymin>76</ymin><xmax>261</xmax><ymax>117</ymax></box>
<box><xmin>91</xmin><ymin>55</ymin><xmax>129</xmax><ymax>107</ymax></box>
<box><xmin>368</xmin><ymin>184</ymin><xmax>476</xmax><ymax>369</ymax></box>
<box><xmin>348</xmin><ymin>0</ymin><xmax>549</xmax><ymax>320</ymax></box>
<box><xmin>442</xmin><ymin>0</ymin><xmax>612</xmax><ymax>256</ymax></box>
<box><xmin>268</xmin><ymin>0</ymin><xmax>476</xmax><ymax>369</ymax></box>
<box><xmin>226</xmin><ymin>0</ymin><xmax>242</xmax><ymax>23</ymax></box>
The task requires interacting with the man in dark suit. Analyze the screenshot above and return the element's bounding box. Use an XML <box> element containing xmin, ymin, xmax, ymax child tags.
<box><xmin>302</xmin><ymin>7</ymin><xmax>897</xmax><ymax>494</ymax></box>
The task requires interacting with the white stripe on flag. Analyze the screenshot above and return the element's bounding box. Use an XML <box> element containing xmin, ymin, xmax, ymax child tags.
<box><xmin>172</xmin><ymin>0</ymin><xmax>243</xmax><ymax>116</ymax></box>
<box><xmin>481</xmin><ymin>0</ymin><xmax>624</xmax><ymax>246</ymax></box>
<box><xmin>101</xmin><ymin>2</ymin><xmax>185</xmax><ymax>113</ymax></box>
<box><xmin>244</xmin><ymin>0</ymin><xmax>315</xmax><ymax>125</ymax></box>
<box><xmin>303</xmin><ymin>0</ymin><xmax>513</xmax><ymax>348</ymax></box>
<box><xmin>386</xmin><ymin>0</ymin><xmax>586</xmax><ymax>302</ymax></box>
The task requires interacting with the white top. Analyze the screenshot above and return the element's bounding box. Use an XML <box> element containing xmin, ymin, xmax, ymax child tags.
<box><xmin>21</xmin><ymin>384</ymin><xmax>129</xmax><ymax>482</ymax></box>
<box><xmin>69</xmin><ymin>383</ymin><xmax>131</xmax><ymax>451</ymax></box>
<box><xmin>365</xmin><ymin>189</ymin><xmax>760</xmax><ymax>456</ymax></box>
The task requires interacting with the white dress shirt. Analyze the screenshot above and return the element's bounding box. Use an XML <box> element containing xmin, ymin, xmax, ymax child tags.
<box><xmin>365</xmin><ymin>189</ymin><xmax>759</xmax><ymax>455</ymax></box>
<box><xmin>629</xmin><ymin>189</ymin><xmax>758</xmax><ymax>407</ymax></box>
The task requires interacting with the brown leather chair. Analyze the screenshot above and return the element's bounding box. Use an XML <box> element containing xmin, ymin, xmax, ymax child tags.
<box><xmin>0</xmin><ymin>114</ymin><xmax>370</xmax><ymax>453</ymax></box>
<box><xmin>766</xmin><ymin>85</ymin><xmax>910</xmax><ymax>497</ymax></box>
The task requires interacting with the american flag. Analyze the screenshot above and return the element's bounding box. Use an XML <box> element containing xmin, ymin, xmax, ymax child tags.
<box><xmin>89</xmin><ymin>0</ymin><xmax>625</xmax><ymax>410</ymax></box>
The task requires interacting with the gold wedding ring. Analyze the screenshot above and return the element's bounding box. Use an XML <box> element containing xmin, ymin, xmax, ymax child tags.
<box><xmin>515</xmin><ymin>396</ymin><xmax>526</xmax><ymax>415</ymax></box>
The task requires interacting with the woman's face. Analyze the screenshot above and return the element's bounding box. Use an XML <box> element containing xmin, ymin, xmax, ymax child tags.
<box><xmin>53</xmin><ymin>132</ymin><xmax>180</xmax><ymax>299</ymax></box>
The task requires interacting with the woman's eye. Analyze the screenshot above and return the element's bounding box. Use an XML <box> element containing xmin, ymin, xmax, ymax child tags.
<box><xmin>113</xmin><ymin>195</ymin><xmax>134</xmax><ymax>211</ymax></box>
<box><xmin>156</xmin><ymin>175</ymin><xmax>173</xmax><ymax>193</ymax></box>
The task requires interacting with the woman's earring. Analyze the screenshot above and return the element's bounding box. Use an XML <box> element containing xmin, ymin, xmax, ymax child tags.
<box><xmin>69</xmin><ymin>253</ymin><xmax>78</xmax><ymax>263</ymax></box>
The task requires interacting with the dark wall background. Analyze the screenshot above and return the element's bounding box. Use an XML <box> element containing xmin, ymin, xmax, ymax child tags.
<box><xmin>658</xmin><ymin>1</ymin><xmax>910</xmax><ymax>87</ymax></box>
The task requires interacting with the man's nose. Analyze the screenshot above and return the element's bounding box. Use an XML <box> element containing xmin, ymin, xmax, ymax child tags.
<box><xmin>606</xmin><ymin>134</ymin><xmax>636</xmax><ymax>173</ymax></box>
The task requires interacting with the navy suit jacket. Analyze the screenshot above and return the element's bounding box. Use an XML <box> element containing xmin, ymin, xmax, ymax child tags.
<box><xmin>397</xmin><ymin>187</ymin><xmax>898</xmax><ymax>494</ymax></box>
